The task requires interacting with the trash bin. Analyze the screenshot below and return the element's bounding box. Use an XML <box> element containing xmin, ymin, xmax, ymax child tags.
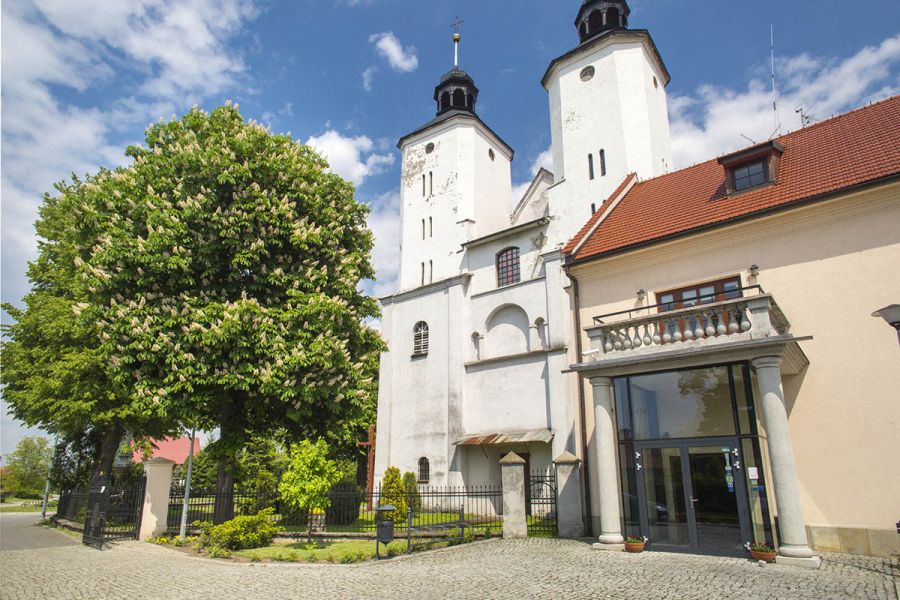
<box><xmin>375</xmin><ymin>504</ymin><xmax>395</xmax><ymax>558</ymax></box>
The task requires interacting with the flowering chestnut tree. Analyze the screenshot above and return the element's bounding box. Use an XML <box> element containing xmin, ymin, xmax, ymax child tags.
<box><xmin>70</xmin><ymin>104</ymin><xmax>382</xmax><ymax>519</ymax></box>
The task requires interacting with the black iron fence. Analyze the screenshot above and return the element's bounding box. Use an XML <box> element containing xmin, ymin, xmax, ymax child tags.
<box><xmin>527</xmin><ymin>471</ymin><xmax>557</xmax><ymax>537</ymax></box>
<box><xmin>167</xmin><ymin>483</ymin><xmax>503</xmax><ymax>538</ymax></box>
<box><xmin>55</xmin><ymin>478</ymin><xmax>146</xmax><ymax>544</ymax></box>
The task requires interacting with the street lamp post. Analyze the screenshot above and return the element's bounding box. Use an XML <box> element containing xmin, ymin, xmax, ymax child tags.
<box><xmin>41</xmin><ymin>434</ymin><xmax>59</xmax><ymax>520</ymax></box>
<box><xmin>872</xmin><ymin>304</ymin><xmax>900</xmax><ymax>347</ymax></box>
<box><xmin>179</xmin><ymin>427</ymin><xmax>196</xmax><ymax>541</ymax></box>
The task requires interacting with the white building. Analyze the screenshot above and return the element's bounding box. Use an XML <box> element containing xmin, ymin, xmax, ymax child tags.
<box><xmin>374</xmin><ymin>0</ymin><xmax>671</xmax><ymax>488</ymax></box>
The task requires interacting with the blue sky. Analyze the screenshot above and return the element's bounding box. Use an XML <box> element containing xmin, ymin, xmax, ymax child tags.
<box><xmin>2</xmin><ymin>0</ymin><xmax>899</xmax><ymax>457</ymax></box>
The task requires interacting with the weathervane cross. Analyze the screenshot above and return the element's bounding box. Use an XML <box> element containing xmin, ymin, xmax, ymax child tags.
<box><xmin>451</xmin><ymin>17</ymin><xmax>464</xmax><ymax>35</ymax></box>
<box><xmin>451</xmin><ymin>17</ymin><xmax>463</xmax><ymax>67</ymax></box>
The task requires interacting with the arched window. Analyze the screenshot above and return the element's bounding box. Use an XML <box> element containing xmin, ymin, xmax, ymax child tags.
<box><xmin>588</xmin><ymin>154</ymin><xmax>595</xmax><ymax>180</ymax></box>
<box><xmin>588</xmin><ymin>10</ymin><xmax>603</xmax><ymax>33</ymax></box>
<box><xmin>606</xmin><ymin>7</ymin><xmax>620</xmax><ymax>28</ymax></box>
<box><xmin>452</xmin><ymin>88</ymin><xmax>465</xmax><ymax>107</ymax></box>
<box><xmin>413</xmin><ymin>321</ymin><xmax>429</xmax><ymax>356</ymax></box>
<box><xmin>496</xmin><ymin>247</ymin><xmax>521</xmax><ymax>287</ymax></box>
<box><xmin>418</xmin><ymin>457</ymin><xmax>430</xmax><ymax>483</ymax></box>
<box><xmin>599</xmin><ymin>149</ymin><xmax>607</xmax><ymax>176</ymax></box>
<box><xmin>440</xmin><ymin>92</ymin><xmax>451</xmax><ymax>112</ymax></box>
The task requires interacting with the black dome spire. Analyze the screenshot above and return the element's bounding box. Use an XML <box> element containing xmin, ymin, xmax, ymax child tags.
<box><xmin>433</xmin><ymin>18</ymin><xmax>478</xmax><ymax>116</ymax></box>
<box><xmin>575</xmin><ymin>0</ymin><xmax>630</xmax><ymax>43</ymax></box>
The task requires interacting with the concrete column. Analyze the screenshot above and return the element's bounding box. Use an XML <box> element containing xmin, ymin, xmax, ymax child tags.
<box><xmin>752</xmin><ymin>356</ymin><xmax>821</xmax><ymax>568</ymax></box>
<box><xmin>138</xmin><ymin>458</ymin><xmax>175</xmax><ymax>541</ymax></box>
<box><xmin>554</xmin><ymin>452</ymin><xmax>584</xmax><ymax>538</ymax></box>
<box><xmin>590</xmin><ymin>376</ymin><xmax>624</xmax><ymax>549</ymax></box>
<box><xmin>499</xmin><ymin>452</ymin><xmax>527</xmax><ymax>538</ymax></box>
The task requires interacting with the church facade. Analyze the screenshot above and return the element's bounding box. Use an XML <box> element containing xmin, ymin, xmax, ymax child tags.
<box><xmin>374</xmin><ymin>0</ymin><xmax>670</xmax><ymax>488</ymax></box>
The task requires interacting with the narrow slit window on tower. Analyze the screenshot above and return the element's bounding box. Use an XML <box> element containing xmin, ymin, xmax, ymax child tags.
<box><xmin>599</xmin><ymin>149</ymin><xmax>607</xmax><ymax>176</ymax></box>
<box><xmin>429</xmin><ymin>217</ymin><xmax>433</xmax><ymax>237</ymax></box>
<box><xmin>422</xmin><ymin>218</ymin><xmax>426</xmax><ymax>240</ymax></box>
<box><xmin>420</xmin><ymin>262</ymin><xmax>425</xmax><ymax>286</ymax></box>
<box><xmin>413</xmin><ymin>322</ymin><xmax>429</xmax><ymax>357</ymax></box>
<box><xmin>428</xmin><ymin>260</ymin><xmax>433</xmax><ymax>283</ymax></box>
<box><xmin>422</xmin><ymin>174</ymin><xmax>426</xmax><ymax>197</ymax></box>
<box><xmin>588</xmin><ymin>154</ymin><xmax>595</xmax><ymax>180</ymax></box>
<box><xmin>591</xmin><ymin>203</ymin><xmax>597</xmax><ymax>214</ymax></box>
<box><xmin>429</xmin><ymin>171</ymin><xmax>433</xmax><ymax>195</ymax></box>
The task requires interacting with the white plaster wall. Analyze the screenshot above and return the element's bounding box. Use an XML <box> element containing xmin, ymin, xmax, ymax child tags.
<box><xmin>544</xmin><ymin>37</ymin><xmax>672</xmax><ymax>249</ymax></box>
<box><xmin>398</xmin><ymin>119</ymin><xmax>513</xmax><ymax>291</ymax></box>
<box><xmin>465</xmin><ymin>226</ymin><xmax>549</xmax><ymax>297</ymax></box>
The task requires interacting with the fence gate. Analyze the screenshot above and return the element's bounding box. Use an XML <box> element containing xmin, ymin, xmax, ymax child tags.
<box><xmin>527</xmin><ymin>471</ymin><xmax>557</xmax><ymax>536</ymax></box>
<box><xmin>79</xmin><ymin>475</ymin><xmax>147</xmax><ymax>548</ymax></box>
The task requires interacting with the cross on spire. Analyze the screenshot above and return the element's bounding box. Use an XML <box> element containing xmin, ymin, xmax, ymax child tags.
<box><xmin>452</xmin><ymin>17</ymin><xmax>463</xmax><ymax>67</ymax></box>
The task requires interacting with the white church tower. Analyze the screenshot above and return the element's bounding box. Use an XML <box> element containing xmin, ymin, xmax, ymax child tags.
<box><xmin>396</xmin><ymin>29</ymin><xmax>514</xmax><ymax>291</ymax></box>
<box><xmin>543</xmin><ymin>0</ymin><xmax>672</xmax><ymax>247</ymax></box>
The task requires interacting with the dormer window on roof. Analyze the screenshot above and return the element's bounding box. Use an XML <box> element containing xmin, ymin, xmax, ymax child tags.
<box><xmin>717</xmin><ymin>140</ymin><xmax>784</xmax><ymax>195</ymax></box>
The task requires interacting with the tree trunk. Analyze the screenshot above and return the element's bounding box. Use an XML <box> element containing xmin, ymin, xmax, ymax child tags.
<box><xmin>213</xmin><ymin>397</ymin><xmax>239</xmax><ymax>524</ymax></box>
<box><xmin>93</xmin><ymin>423</ymin><xmax>124</xmax><ymax>484</ymax></box>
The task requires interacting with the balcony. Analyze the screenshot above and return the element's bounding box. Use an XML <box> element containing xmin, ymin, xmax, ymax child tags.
<box><xmin>584</xmin><ymin>287</ymin><xmax>791</xmax><ymax>362</ymax></box>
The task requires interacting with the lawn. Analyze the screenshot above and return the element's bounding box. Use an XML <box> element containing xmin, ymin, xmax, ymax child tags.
<box><xmin>1</xmin><ymin>502</ymin><xmax>57</xmax><ymax>513</ymax></box>
<box><xmin>280</xmin><ymin>511</ymin><xmax>502</xmax><ymax>534</ymax></box>
<box><xmin>234</xmin><ymin>539</ymin><xmax>398</xmax><ymax>563</ymax></box>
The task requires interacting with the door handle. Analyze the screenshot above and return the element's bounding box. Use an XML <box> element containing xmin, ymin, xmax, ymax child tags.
<box><xmin>689</xmin><ymin>496</ymin><xmax>699</xmax><ymax>507</ymax></box>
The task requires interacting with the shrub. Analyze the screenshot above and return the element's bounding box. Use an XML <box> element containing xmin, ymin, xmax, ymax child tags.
<box><xmin>206</xmin><ymin>545</ymin><xmax>232</xmax><ymax>559</ymax></box>
<box><xmin>380</xmin><ymin>467</ymin><xmax>407</xmax><ymax>523</ymax></box>
<box><xmin>325</xmin><ymin>479</ymin><xmax>363</xmax><ymax>526</ymax></box>
<box><xmin>207</xmin><ymin>508</ymin><xmax>280</xmax><ymax>550</ymax></box>
<box><xmin>402</xmin><ymin>472</ymin><xmax>422</xmax><ymax>513</ymax></box>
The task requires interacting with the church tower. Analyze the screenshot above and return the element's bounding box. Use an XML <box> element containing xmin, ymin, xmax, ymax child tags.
<box><xmin>543</xmin><ymin>0</ymin><xmax>672</xmax><ymax>247</ymax></box>
<box><xmin>396</xmin><ymin>28</ymin><xmax>514</xmax><ymax>291</ymax></box>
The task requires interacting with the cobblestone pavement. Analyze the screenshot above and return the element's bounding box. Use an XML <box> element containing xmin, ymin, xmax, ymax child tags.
<box><xmin>1</xmin><ymin>528</ymin><xmax>897</xmax><ymax>600</ymax></box>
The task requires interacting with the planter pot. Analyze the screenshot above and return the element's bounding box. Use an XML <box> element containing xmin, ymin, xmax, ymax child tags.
<box><xmin>624</xmin><ymin>542</ymin><xmax>645</xmax><ymax>553</ymax></box>
<box><xmin>750</xmin><ymin>549</ymin><xmax>777</xmax><ymax>563</ymax></box>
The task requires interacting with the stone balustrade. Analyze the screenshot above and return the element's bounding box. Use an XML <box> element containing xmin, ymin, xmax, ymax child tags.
<box><xmin>585</xmin><ymin>294</ymin><xmax>789</xmax><ymax>360</ymax></box>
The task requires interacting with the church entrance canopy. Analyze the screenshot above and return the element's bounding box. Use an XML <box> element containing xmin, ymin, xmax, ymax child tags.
<box><xmin>454</xmin><ymin>429</ymin><xmax>553</xmax><ymax>446</ymax></box>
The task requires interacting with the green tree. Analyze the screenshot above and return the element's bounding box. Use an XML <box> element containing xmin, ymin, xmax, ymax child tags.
<box><xmin>1</xmin><ymin>170</ymin><xmax>175</xmax><ymax>480</ymax></box>
<box><xmin>68</xmin><ymin>104</ymin><xmax>382</xmax><ymax>521</ymax></box>
<box><xmin>278</xmin><ymin>439</ymin><xmax>342</xmax><ymax>514</ymax></box>
<box><xmin>6</xmin><ymin>436</ymin><xmax>53</xmax><ymax>498</ymax></box>
<box><xmin>380</xmin><ymin>466</ymin><xmax>407</xmax><ymax>523</ymax></box>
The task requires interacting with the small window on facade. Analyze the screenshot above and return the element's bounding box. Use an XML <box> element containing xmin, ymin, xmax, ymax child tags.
<box><xmin>422</xmin><ymin>174</ymin><xmax>426</xmax><ymax>197</ymax></box>
<box><xmin>653</xmin><ymin>76</ymin><xmax>659</xmax><ymax>89</ymax></box>
<box><xmin>591</xmin><ymin>203</ymin><xmax>597</xmax><ymax>214</ymax></box>
<box><xmin>429</xmin><ymin>217</ymin><xmax>433</xmax><ymax>238</ymax></box>
<box><xmin>588</xmin><ymin>154</ymin><xmax>595</xmax><ymax>180</ymax></box>
<box><xmin>429</xmin><ymin>171</ymin><xmax>433</xmax><ymax>196</ymax></box>
<box><xmin>418</xmin><ymin>457</ymin><xmax>430</xmax><ymax>483</ymax></box>
<box><xmin>425</xmin><ymin>143</ymin><xmax>435</xmax><ymax>154</ymax></box>
<box><xmin>413</xmin><ymin>322</ymin><xmax>429</xmax><ymax>356</ymax></box>
<box><xmin>496</xmin><ymin>247</ymin><xmax>521</xmax><ymax>288</ymax></box>
<box><xmin>580</xmin><ymin>66</ymin><xmax>595</xmax><ymax>82</ymax></box>
<box><xmin>428</xmin><ymin>260</ymin><xmax>433</xmax><ymax>283</ymax></box>
<box><xmin>599</xmin><ymin>149</ymin><xmax>606</xmax><ymax>176</ymax></box>
<box><xmin>488</xmin><ymin>148</ymin><xmax>495</xmax><ymax>161</ymax></box>
<box><xmin>733</xmin><ymin>160</ymin><xmax>767</xmax><ymax>191</ymax></box>
<box><xmin>421</xmin><ymin>219</ymin><xmax>426</xmax><ymax>240</ymax></box>
<box><xmin>656</xmin><ymin>276</ymin><xmax>743</xmax><ymax>312</ymax></box>
<box><xmin>420</xmin><ymin>262</ymin><xmax>425</xmax><ymax>286</ymax></box>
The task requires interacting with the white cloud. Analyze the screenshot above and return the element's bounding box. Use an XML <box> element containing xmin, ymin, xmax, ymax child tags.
<box><xmin>369</xmin><ymin>32</ymin><xmax>418</xmax><ymax>73</ymax></box>
<box><xmin>305</xmin><ymin>130</ymin><xmax>395</xmax><ymax>186</ymax></box>
<box><xmin>364</xmin><ymin>190</ymin><xmax>401</xmax><ymax>299</ymax></box>
<box><xmin>669</xmin><ymin>35</ymin><xmax>900</xmax><ymax>168</ymax></box>
<box><xmin>512</xmin><ymin>148</ymin><xmax>554</xmax><ymax>203</ymax></box>
<box><xmin>1</xmin><ymin>0</ymin><xmax>260</xmax><ymax>326</ymax></box>
<box><xmin>362</xmin><ymin>66</ymin><xmax>378</xmax><ymax>92</ymax></box>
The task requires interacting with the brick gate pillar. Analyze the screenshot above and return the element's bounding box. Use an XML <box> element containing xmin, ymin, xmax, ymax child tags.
<box><xmin>138</xmin><ymin>458</ymin><xmax>175</xmax><ymax>541</ymax></box>
<box><xmin>554</xmin><ymin>452</ymin><xmax>584</xmax><ymax>538</ymax></box>
<box><xmin>500</xmin><ymin>452</ymin><xmax>527</xmax><ymax>538</ymax></box>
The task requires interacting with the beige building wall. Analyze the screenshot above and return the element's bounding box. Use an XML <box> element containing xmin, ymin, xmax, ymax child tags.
<box><xmin>568</xmin><ymin>181</ymin><xmax>900</xmax><ymax>556</ymax></box>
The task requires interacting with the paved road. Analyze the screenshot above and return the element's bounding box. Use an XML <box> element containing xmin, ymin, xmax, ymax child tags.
<box><xmin>0</xmin><ymin>512</ymin><xmax>78</xmax><ymax>552</ymax></box>
<box><xmin>0</xmin><ymin>530</ymin><xmax>897</xmax><ymax>599</ymax></box>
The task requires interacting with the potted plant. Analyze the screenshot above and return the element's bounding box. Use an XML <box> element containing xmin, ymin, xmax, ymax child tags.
<box><xmin>624</xmin><ymin>536</ymin><xmax>647</xmax><ymax>553</ymax></box>
<box><xmin>749</xmin><ymin>541</ymin><xmax>777</xmax><ymax>563</ymax></box>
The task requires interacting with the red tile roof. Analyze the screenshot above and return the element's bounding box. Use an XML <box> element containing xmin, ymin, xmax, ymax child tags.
<box><xmin>566</xmin><ymin>95</ymin><xmax>900</xmax><ymax>262</ymax></box>
<box><xmin>133</xmin><ymin>437</ymin><xmax>200</xmax><ymax>465</ymax></box>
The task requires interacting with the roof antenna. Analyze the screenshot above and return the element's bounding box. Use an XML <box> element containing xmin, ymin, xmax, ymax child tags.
<box><xmin>452</xmin><ymin>17</ymin><xmax>463</xmax><ymax>68</ymax></box>
<box><xmin>740</xmin><ymin>133</ymin><xmax>757</xmax><ymax>145</ymax></box>
<box><xmin>769</xmin><ymin>25</ymin><xmax>782</xmax><ymax>138</ymax></box>
<box><xmin>795</xmin><ymin>106</ymin><xmax>815</xmax><ymax>128</ymax></box>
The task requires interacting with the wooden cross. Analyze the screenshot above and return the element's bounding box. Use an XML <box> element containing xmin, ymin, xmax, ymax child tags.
<box><xmin>357</xmin><ymin>425</ymin><xmax>376</xmax><ymax>510</ymax></box>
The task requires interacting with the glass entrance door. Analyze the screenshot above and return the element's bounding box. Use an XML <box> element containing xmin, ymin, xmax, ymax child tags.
<box><xmin>636</xmin><ymin>440</ymin><xmax>750</xmax><ymax>554</ymax></box>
